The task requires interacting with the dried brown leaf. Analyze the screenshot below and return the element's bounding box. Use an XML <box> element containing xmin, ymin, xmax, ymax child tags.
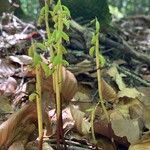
<box><xmin>107</xmin><ymin>65</ymin><xmax>126</xmax><ymax>90</ymax></box>
<box><xmin>0</xmin><ymin>77</ymin><xmax>17</xmax><ymax>96</ymax></box>
<box><xmin>0</xmin><ymin>59</ymin><xmax>16</xmax><ymax>77</ymax></box>
<box><xmin>0</xmin><ymin>103</ymin><xmax>37</xmax><ymax>148</ymax></box>
<box><xmin>9</xmin><ymin>55</ymin><xmax>32</xmax><ymax>65</ymax></box>
<box><xmin>43</xmin><ymin>67</ymin><xmax>78</xmax><ymax>102</ymax></box>
<box><xmin>110</xmin><ymin>111</ymin><xmax>140</xmax><ymax>143</ymax></box>
<box><xmin>70</xmin><ymin>105</ymin><xmax>90</xmax><ymax>135</ymax></box>
<box><xmin>101</xmin><ymin>79</ymin><xmax>117</xmax><ymax>102</ymax></box>
<box><xmin>129</xmin><ymin>134</ymin><xmax>150</xmax><ymax>150</ymax></box>
<box><xmin>117</xmin><ymin>88</ymin><xmax>143</xmax><ymax>99</ymax></box>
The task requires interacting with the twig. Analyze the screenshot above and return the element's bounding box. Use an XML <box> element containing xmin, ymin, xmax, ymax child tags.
<box><xmin>69</xmin><ymin>20</ymin><xmax>150</xmax><ymax>65</ymax></box>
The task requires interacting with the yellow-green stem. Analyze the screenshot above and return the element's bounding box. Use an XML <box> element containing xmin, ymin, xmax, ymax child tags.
<box><xmin>95</xmin><ymin>34</ymin><xmax>109</xmax><ymax>122</ymax></box>
<box><xmin>55</xmin><ymin>5</ymin><xmax>63</xmax><ymax>117</ymax></box>
<box><xmin>57</xmin><ymin>9</ymin><xmax>63</xmax><ymax>90</ymax></box>
<box><xmin>36</xmin><ymin>64</ymin><xmax>43</xmax><ymax>140</ymax></box>
<box><xmin>91</xmin><ymin>102</ymin><xmax>100</xmax><ymax>144</ymax></box>
<box><xmin>55</xmin><ymin>65</ymin><xmax>61</xmax><ymax>118</ymax></box>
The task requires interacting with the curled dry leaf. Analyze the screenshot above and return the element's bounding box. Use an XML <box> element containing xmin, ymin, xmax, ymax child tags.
<box><xmin>8</xmin><ymin>123</ymin><xmax>36</xmax><ymax>150</ymax></box>
<box><xmin>70</xmin><ymin>105</ymin><xmax>90</xmax><ymax>135</ymax></box>
<box><xmin>101</xmin><ymin>79</ymin><xmax>117</xmax><ymax>102</ymax></box>
<box><xmin>94</xmin><ymin>117</ymin><xmax>129</xmax><ymax>146</ymax></box>
<box><xmin>0</xmin><ymin>103</ymin><xmax>37</xmax><ymax>148</ymax></box>
<box><xmin>43</xmin><ymin>67</ymin><xmax>78</xmax><ymax>102</ymax></box>
<box><xmin>48</xmin><ymin>107</ymin><xmax>74</xmax><ymax>136</ymax></box>
<box><xmin>61</xmin><ymin>67</ymin><xmax>78</xmax><ymax>101</ymax></box>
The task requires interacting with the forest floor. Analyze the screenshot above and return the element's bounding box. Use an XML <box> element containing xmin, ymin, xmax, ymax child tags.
<box><xmin>0</xmin><ymin>13</ymin><xmax>150</xmax><ymax>150</ymax></box>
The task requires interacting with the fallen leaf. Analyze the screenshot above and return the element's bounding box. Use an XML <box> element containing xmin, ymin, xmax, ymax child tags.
<box><xmin>0</xmin><ymin>77</ymin><xmax>17</xmax><ymax>96</ymax></box>
<box><xmin>107</xmin><ymin>65</ymin><xmax>126</xmax><ymax>90</ymax></box>
<box><xmin>117</xmin><ymin>88</ymin><xmax>143</xmax><ymax>99</ymax></box>
<box><xmin>70</xmin><ymin>105</ymin><xmax>90</xmax><ymax>135</ymax></box>
<box><xmin>9</xmin><ymin>55</ymin><xmax>32</xmax><ymax>65</ymax></box>
<box><xmin>0</xmin><ymin>103</ymin><xmax>37</xmax><ymax>148</ymax></box>
<box><xmin>110</xmin><ymin>111</ymin><xmax>140</xmax><ymax>143</ymax></box>
<box><xmin>129</xmin><ymin>134</ymin><xmax>150</xmax><ymax>150</ymax></box>
<box><xmin>8</xmin><ymin>141</ymin><xmax>25</xmax><ymax>150</ymax></box>
<box><xmin>68</xmin><ymin>59</ymin><xmax>95</xmax><ymax>75</ymax></box>
<box><xmin>101</xmin><ymin>79</ymin><xmax>117</xmax><ymax>102</ymax></box>
<box><xmin>43</xmin><ymin>67</ymin><xmax>78</xmax><ymax>103</ymax></box>
<box><xmin>0</xmin><ymin>96</ymin><xmax>13</xmax><ymax>115</ymax></box>
<box><xmin>0</xmin><ymin>59</ymin><xmax>16</xmax><ymax>77</ymax></box>
<box><xmin>137</xmin><ymin>87</ymin><xmax>150</xmax><ymax>106</ymax></box>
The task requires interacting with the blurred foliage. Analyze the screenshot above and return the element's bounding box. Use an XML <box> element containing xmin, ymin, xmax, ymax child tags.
<box><xmin>109</xmin><ymin>5</ymin><xmax>124</xmax><ymax>20</ymax></box>
<box><xmin>19</xmin><ymin>0</ymin><xmax>40</xmax><ymax>19</ymax></box>
<box><xmin>1</xmin><ymin>0</ymin><xmax>149</xmax><ymax>20</ymax></box>
<box><xmin>108</xmin><ymin>0</ymin><xmax>150</xmax><ymax>16</ymax></box>
<box><xmin>59</xmin><ymin>0</ymin><xmax>111</xmax><ymax>27</ymax></box>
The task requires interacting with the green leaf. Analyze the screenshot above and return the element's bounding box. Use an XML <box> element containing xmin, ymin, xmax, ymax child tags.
<box><xmin>63</xmin><ymin>19</ymin><xmax>70</xmax><ymax>29</ymax></box>
<box><xmin>62</xmin><ymin>5</ymin><xmax>71</xmax><ymax>17</ymax></box>
<box><xmin>99</xmin><ymin>54</ymin><xmax>105</xmax><ymax>67</ymax></box>
<box><xmin>53</xmin><ymin>15</ymin><xmax>58</xmax><ymax>23</ymax></box>
<box><xmin>36</xmin><ymin>43</ymin><xmax>46</xmax><ymax>51</ymax></box>
<box><xmin>41</xmin><ymin>62</ymin><xmax>51</xmax><ymax>78</ymax></box>
<box><xmin>60</xmin><ymin>45</ymin><xmax>67</xmax><ymax>54</ymax></box>
<box><xmin>52</xmin><ymin>54</ymin><xmax>62</xmax><ymax>65</ymax></box>
<box><xmin>54</xmin><ymin>22</ymin><xmax>58</xmax><ymax>28</ymax></box>
<box><xmin>62</xmin><ymin>31</ymin><xmax>69</xmax><ymax>41</ymax></box>
<box><xmin>33</xmin><ymin>52</ymin><xmax>41</xmax><ymax>66</ymax></box>
<box><xmin>28</xmin><ymin>43</ymin><xmax>35</xmax><ymax>58</ymax></box>
<box><xmin>45</xmin><ymin>2</ymin><xmax>49</xmax><ymax>13</ymax></box>
<box><xmin>49</xmin><ymin>31</ymin><xmax>57</xmax><ymax>43</ymax></box>
<box><xmin>95</xmin><ymin>18</ymin><xmax>100</xmax><ymax>33</ymax></box>
<box><xmin>86</xmin><ymin>108</ymin><xmax>94</xmax><ymax>112</ymax></box>
<box><xmin>91</xmin><ymin>34</ymin><xmax>96</xmax><ymax>44</ymax></box>
<box><xmin>62</xmin><ymin>59</ymin><xmax>69</xmax><ymax>66</ymax></box>
<box><xmin>29</xmin><ymin>93</ymin><xmax>37</xmax><ymax>102</ymax></box>
<box><xmin>89</xmin><ymin>46</ymin><xmax>95</xmax><ymax>57</ymax></box>
<box><xmin>53</xmin><ymin>1</ymin><xmax>61</xmax><ymax>14</ymax></box>
<box><xmin>49</xmin><ymin>10</ymin><xmax>54</xmax><ymax>17</ymax></box>
<box><xmin>55</xmin><ymin>30</ymin><xmax>61</xmax><ymax>41</ymax></box>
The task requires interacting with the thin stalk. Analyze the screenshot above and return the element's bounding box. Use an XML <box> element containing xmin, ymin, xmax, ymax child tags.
<box><xmin>55</xmin><ymin>65</ymin><xmax>61</xmax><ymax>119</ymax></box>
<box><xmin>54</xmin><ymin>2</ymin><xmax>66</xmax><ymax>148</ymax></box>
<box><xmin>95</xmin><ymin>33</ymin><xmax>109</xmax><ymax>122</ymax></box>
<box><xmin>36</xmin><ymin>64</ymin><xmax>43</xmax><ymax>140</ymax></box>
<box><xmin>57</xmin><ymin>3</ymin><xmax>63</xmax><ymax>90</ymax></box>
<box><xmin>91</xmin><ymin>102</ymin><xmax>100</xmax><ymax>144</ymax></box>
